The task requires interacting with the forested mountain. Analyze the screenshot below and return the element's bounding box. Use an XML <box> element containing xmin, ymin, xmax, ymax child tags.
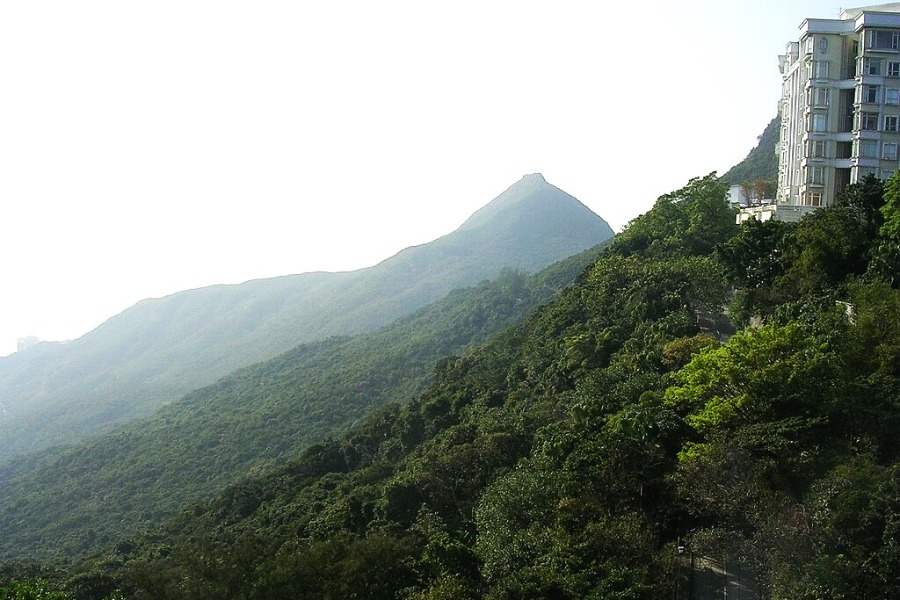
<box><xmin>5</xmin><ymin>172</ymin><xmax>900</xmax><ymax>599</ymax></box>
<box><xmin>0</xmin><ymin>247</ymin><xmax>605</xmax><ymax>564</ymax></box>
<box><xmin>0</xmin><ymin>174</ymin><xmax>613</xmax><ymax>459</ymax></box>
<box><xmin>720</xmin><ymin>116</ymin><xmax>779</xmax><ymax>185</ymax></box>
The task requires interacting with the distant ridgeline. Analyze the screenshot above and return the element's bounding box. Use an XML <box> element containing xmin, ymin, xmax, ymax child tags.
<box><xmin>0</xmin><ymin>245</ymin><xmax>608</xmax><ymax>564</ymax></box>
<box><xmin>2</xmin><ymin>171</ymin><xmax>897</xmax><ymax>599</ymax></box>
<box><xmin>0</xmin><ymin>173</ymin><xmax>613</xmax><ymax>459</ymax></box>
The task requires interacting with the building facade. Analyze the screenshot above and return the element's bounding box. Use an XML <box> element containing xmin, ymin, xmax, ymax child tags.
<box><xmin>776</xmin><ymin>3</ymin><xmax>900</xmax><ymax>218</ymax></box>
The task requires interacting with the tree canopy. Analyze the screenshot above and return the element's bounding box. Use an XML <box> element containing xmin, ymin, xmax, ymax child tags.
<box><xmin>3</xmin><ymin>172</ymin><xmax>899</xmax><ymax>599</ymax></box>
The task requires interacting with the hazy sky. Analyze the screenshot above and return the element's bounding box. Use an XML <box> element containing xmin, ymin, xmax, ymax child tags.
<box><xmin>1</xmin><ymin>1</ymin><xmax>845</xmax><ymax>356</ymax></box>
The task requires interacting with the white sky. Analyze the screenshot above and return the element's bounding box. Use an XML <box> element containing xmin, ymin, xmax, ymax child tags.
<box><xmin>0</xmin><ymin>0</ymin><xmax>845</xmax><ymax>356</ymax></box>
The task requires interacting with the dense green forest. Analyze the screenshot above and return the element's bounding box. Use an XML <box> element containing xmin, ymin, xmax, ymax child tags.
<box><xmin>0</xmin><ymin>246</ymin><xmax>604</xmax><ymax>564</ymax></box>
<box><xmin>4</xmin><ymin>172</ymin><xmax>900</xmax><ymax>599</ymax></box>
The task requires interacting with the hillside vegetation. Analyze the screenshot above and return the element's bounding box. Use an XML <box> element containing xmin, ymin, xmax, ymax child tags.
<box><xmin>0</xmin><ymin>246</ymin><xmax>605</xmax><ymax>564</ymax></box>
<box><xmin>720</xmin><ymin>116</ymin><xmax>779</xmax><ymax>185</ymax></box>
<box><xmin>6</xmin><ymin>172</ymin><xmax>900</xmax><ymax>599</ymax></box>
<box><xmin>0</xmin><ymin>174</ymin><xmax>613</xmax><ymax>459</ymax></box>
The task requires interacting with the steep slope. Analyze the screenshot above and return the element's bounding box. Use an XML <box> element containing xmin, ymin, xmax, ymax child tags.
<box><xmin>0</xmin><ymin>174</ymin><xmax>613</xmax><ymax>458</ymax></box>
<box><xmin>65</xmin><ymin>175</ymin><xmax>739</xmax><ymax>598</ymax></box>
<box><xmin>67</xmin><ymin>174</ymin><xmax>898</xmax><ymax>600</ymax></box>
<box><xmin>0</xmin><ymin>246</ymin><xmax>605</xmax><ymax>563</ymax></box>
<box><xmin>720</xmin><ymin>116</ymin><xmax>779</xmax><ymax>184</ymax></box>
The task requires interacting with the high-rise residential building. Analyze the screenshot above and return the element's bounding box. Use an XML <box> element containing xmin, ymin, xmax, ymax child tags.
<box><xmin>773</xmin><ymin>3</ymin><xmax>900</xmax><ymax>221</ymax></box>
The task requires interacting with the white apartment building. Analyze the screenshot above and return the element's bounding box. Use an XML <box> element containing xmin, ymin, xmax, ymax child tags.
<box><xmin>775</xmin><ymin>3</ymin><xmax>900</xmax><ymax>221</ymax></box>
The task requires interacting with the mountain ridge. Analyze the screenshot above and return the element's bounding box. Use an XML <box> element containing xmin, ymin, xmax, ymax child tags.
<box><xmin>0</xmin><ymin>175</ymin><xmax>613</xmax><ymax>458</ymax></box>
<box><xmin>720</xmin><ymin>116</ymin><xmax>779</xmax><ymax>184</ymax></box>
<box><xmin>0</xmin><ymin>245</ymin><xmax>608</xmax><ymax>562</ymax></box>
<box><xmin>60</xmin><ymin>172</ymin><xmax>898</xmax><ymax>599</ymax></box>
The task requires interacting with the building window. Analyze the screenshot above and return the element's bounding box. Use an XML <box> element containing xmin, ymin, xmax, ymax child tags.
<box><xmin>811</xmin><ymin>60</ymin><xmax>830</xmax><ymax>79</ymax></box>
<box><xmin>890</xmin><ymin>61</ymin><xmax>900</xmax><ymax>77</ymax></box>
<box><xmin>860</xmin><ymin>112</ymin><xmax>880</xmax><ymax>130</ymax></box>
<box><xmin>805</xmin><ymin>36</ymin><xmax>815</xmax><ymax>55</ymax></box>
<box><xmin>886</xmin><ymin>115</ymin><xmax>899</xmax><ymax>132</ymax></box>
<box><xmin>865</xmin><ymin>57</ymin><xmax>883</xmax><ymax>75</ymax></box>
<box><xmin>810</xmin><ymin>139</ymin><xmax>827</xmax><ymax>158</ymax></box>
<box><xmin>837</xmin><ymin>141</ymin><xmax>853</xmax><ymax>158</ymax></box>
<box><xmin>887</xmin><ymin>88</ymin><xmax>900</xmax><ymax>105</ymax></box>
<box><xmin>884</xmin><ymin>142</ymin><xmax>898</xmax><ymax>160</ymax></box>
<box><xmin>860</xmin><ymin>139</ymin><xmax>879</xmax><ymax>157</ymax></box>
<box><xmin>812</xmin><ymin>87</ymin><xmax>829</xmax><ymax>107</ymax></box>
<box><xmin>861</xmin><ymin>85</ymin><xmax>881</xmax><ymax>103</ymax></box>
<box><xmin>883</xmin><ymin>169</ymin><xmax>896</xmax><ymax>180</ymax></box>
<box><xmin>812</xmin><ymin>112</ymin><xmax>828</xmax><ymax>132</ymax></box>
<box><xmin>866</xmin><ymin>29</ymin><xmax>900</xmax><ymax>51</ymax></box>
<box><xmin>809</xmin><ymin>166</ymin><xmax>825</xmax><ymax>184</ymax></box>
<box><xmin>808</xmin><ymin>191</ymin><xmax>823</xmax><ymax>206</ymax></box>
<box><xmin>809</xmin><ymin>113</ymin><xmax>828</xmax><ymax>133</ymax></box>
<box><xmin>859</xmin><ymin>167</ymin><xmax>880</xmax><ymax>179</ymax></box>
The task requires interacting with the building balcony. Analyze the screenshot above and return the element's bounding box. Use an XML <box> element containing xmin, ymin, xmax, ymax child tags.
<box><xmin>857</xmin><ymin>74</ymin><xmax>885</xmax><ymax>85</ymax></box>
<box><xmin>801</xmin><ymin>153</ymin><xmax>835</xmax><ymax>167</ymax></box>
<box><xmin>830</xmin><ymin>130</ymin><xmax>854</xmax><ymax>142</ymax></box>
<box><xmin>802</xmin><ymin>131</ymin><xmax>826</xmax><ymax>143</ymax></box>
<box><xmin>737</xmin><ymin>204</ymin><xmax>821</xmax><ymax>224</ymax></box>
<box><xmin>862</xmin><ymin>47</ymin><xmax>900</xmax><ymax>55</ymax></box>
<box><xmin>854</xmin><ymin>129</ymin><xmax>881</xmax><ymax>140</ymax></box>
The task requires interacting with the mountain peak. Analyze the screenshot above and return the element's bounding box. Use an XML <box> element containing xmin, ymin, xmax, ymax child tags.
<box><xmin>0</xmin><ymin>173</ymin><xmax>613</xmax><ymax>460</ymax></box>
<box><xmin>457</xmin><ymin>173</ymin><xmax>589</xmax><ymax>234</ymax></box>
<box><xmin>507</xmin><ymin>173</ymin><xmax>548</xmax><ymax>192</ymax></box>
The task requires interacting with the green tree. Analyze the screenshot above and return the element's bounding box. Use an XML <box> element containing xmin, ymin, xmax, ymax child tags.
<box><xmin>752</xmin><ymin>178</ymin><xmax>774</xmax><ymax>203</ymax></box>
<box><xmin>665</xmin><ymin>323</ymin><xmax>834</xmax><ymax>435</ymax></box>
<box><xmin>739</xmin><ymin>181</ymin><xmax>754</xmax><ymax>205</ymax></box>
<box><xmin>0</xmin><ymin>580</ymin><xmax>71</xmax><ymax>600</ymax></box>
<box><xmin>882</xmin><ymin>171</ymin><xmax>900</xmax><ymax>239</ymax></box>
<box><xmin>610</xmin><ymin>173</ymin><xmax>737</xmax><ymax>257</ymax></box>
<box><xmin>834</xmin><ymin>173</ymin><xmax>885</xmax><ymax>235</ymax></box>
<box><xmin>475</xmin><ymin>464</ymin><xmax>565</xmax><ymax>585</ymax></box>
<box><xmin>717</xmin><ymin>217</ymin><xmax>792</xmax><ymax>288</ymax></box>
<box><xmin>873</xmin><ymin>172</ymin><xmax>900</xmax><ymax>285</ymax></box>
<box><xmin>781</xmin><ymin>205</ymin><xmax>872</xmax><ymax>294</ymax></box>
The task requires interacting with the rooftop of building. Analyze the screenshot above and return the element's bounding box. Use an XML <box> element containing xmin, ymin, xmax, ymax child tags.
<box><xmin>841</xmin><ymin>2</ymin><xmax>900</xmax><ymax>20</ymax></box>
<box><xmin>799</xmin><ymin>3</ymin><xmax>900</xmax><ymax>36</ymax></box>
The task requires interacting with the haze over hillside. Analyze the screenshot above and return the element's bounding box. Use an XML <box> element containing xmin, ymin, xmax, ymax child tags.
<box><xmin>0</xmin><ymin>174</ymin><xmax>613</xmax><ymax>458</ymax></box>
<box><xmin>7</xmin><ymin>168</ymin><xmax>895</xmax><ymax>598</ymax></box>
<box><xmin>0</xmin><ymin>248</ymin><xmax>606</xmax><ymax>562</ymax></box>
